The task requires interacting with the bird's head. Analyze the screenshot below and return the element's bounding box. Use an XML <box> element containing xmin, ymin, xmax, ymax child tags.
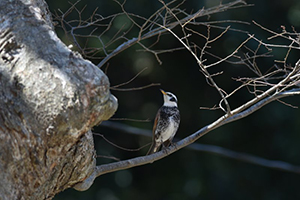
<box><xmin>160</xmin><ymin>89</ymin><xmax>178</xmax><ymax>107</ymax></box>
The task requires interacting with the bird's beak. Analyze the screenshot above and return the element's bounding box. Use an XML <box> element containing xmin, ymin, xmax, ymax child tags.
<box><xmin>160</xmin><ymin>89</ymin><xmax>167</xmax><ymax>95</ymax></box>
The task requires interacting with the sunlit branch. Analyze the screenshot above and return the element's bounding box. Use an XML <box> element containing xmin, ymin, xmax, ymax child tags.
<box><xmin>74</xmin><ymin>88</ymin><xmax>300</xmax><ymax>191</ymax></box>
<box><xmin>63</xmin><ymin>0</ymin><xmax>300</xmax><ymax>193</ymax></box>
<box><xmin>99</xmin><ymin>121</ymin><xmax>300</xmax><ymax>174</ymax></box>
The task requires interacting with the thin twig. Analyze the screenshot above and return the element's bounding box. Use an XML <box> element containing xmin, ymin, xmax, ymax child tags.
<box><xmin>110</xmin><ymin>83</ymin><xmax>160</xmax><ymax>91</ymax></box>
<box><xmin>95</xmin><ymin>0</ymin><xmax>248</xmax><ymax>67</ymax></box>
<box><xmin>93</xmin><ymin>132</ymin><xmax>150</xmax><ymax>152</ymax></box>
<box><xmin>111</xmin><ymin>67</ymin><xmax>149</xmax><ymax>88</ymax></box>
<box><xmin>74</xmin><ymin>87</ymin><xmax>300</xmax><ymax>191</ymax></box>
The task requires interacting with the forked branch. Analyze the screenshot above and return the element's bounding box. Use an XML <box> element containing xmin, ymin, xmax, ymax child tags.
<box><xmin>74</xmin><ymin>85</ymin><xmax>300</xmax><ymax>191</ymax></box>
<box><xmin>71</xmin><ymin>0</ymin><xmax>300</xmax><ymax>192</ymax></box>
<box><xmin>54</xmin><ymin>0</ymin><xmax>249</xmax><ymax>67</ymax></box>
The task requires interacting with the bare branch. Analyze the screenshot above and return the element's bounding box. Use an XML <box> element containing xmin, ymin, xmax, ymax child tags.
<box><xmin>99</xmin><ymin>121</ymin><xmax>300</xmax><ymax>175</ymax></box>
<box><xmin>60</xmin><ymin>0</ymin><xmax>300</xmax><ymax>193</ymax></box>
<box><xmin>96</xmin><ymin>155</ymin><xmax>120</xmax><ymax>161</ymax></box>
<box><xmin>74</xmin><ymin>87</ymin><xmax>300</xmax><ymax>191</ymax></box>
<box><xmin>205</xmin><ymin>35</ymin><xmax>254</xmax><ymax>69</ymax></box>
<box><xmin>95</xmin><ymin>0</ymin><xmax>248</xmax><ymax>67</ymax></box>
<box><xmin>110</xmin><ymin>83</ymin><xmax>160</xmax><ymax>91</ymax></box>
<box><xmin>93</xmin><ymin>132</ymin><xmax>150</xmax><ymax>152</ymax></box>
<box><xmin>111</xmin><ymin>67</ymin><xmax>149</xmax><ymax>88</ymax></box>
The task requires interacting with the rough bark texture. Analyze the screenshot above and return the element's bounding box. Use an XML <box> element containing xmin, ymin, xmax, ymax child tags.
<box><xmin>0</xmin><ymin>0</ymin><xmax>118</xmax><ymax>199</ymax></box>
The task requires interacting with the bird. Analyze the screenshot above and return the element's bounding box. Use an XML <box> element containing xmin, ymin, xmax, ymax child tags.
<box><xmin>147</xmin><ymin>89</ymin><xmax>180</xmax><ymax>155</ymax></box>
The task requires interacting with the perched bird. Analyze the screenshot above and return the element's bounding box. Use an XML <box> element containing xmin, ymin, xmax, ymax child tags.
<box><xmin>147</xmin><ymin>89</ymin><xmax>180</xmax><ymax>155</ymax></box>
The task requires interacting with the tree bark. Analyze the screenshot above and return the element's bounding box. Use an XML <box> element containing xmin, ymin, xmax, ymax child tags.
<box><xmin>0</xmin><ymin>0</ymin><xmax>117</xmax><ymax>199</ymax></box>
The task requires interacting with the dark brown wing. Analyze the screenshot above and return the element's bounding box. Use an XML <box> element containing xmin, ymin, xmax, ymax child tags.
<box><xmin>152</xmin><ymin>110</ymin><xmax>160</xmax><ymax>136</ymax></box>
<box><xmin>146</xmin><ymin>109</ymin><xmax>161</xmax><ymax>155</ymax></box>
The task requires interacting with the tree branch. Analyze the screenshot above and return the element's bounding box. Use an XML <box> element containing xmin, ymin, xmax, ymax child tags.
<box><xmin>94</xmin><ymin>0</ymin><xmax>248</xmax><ymax>67</ymax></box>
<box><xmin>74</xmin><ymin>87</ymin><xmax>300</xmax><ymax>191</ymax></box>
<box><xmin>70</xmin><ymin>0</ymin><xmax>300</xmax><ymax>193</ymax></box>
<box><xmin>99</xmin><ymin>121</ymin><xmax>300</xmax><ymax>175</ymax></box>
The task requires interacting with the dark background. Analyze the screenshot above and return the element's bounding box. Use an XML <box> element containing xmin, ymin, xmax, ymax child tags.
<box><xmin>48</xmin><ymin>0</ymin><xmax>300</xmax><ymax>199</ymax></box>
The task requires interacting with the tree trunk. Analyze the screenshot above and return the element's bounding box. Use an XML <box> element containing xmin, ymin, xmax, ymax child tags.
<box><xmin>0</xmin><ymin>0</ymin><xmax>117</xmax><ymax>199</ymax></box>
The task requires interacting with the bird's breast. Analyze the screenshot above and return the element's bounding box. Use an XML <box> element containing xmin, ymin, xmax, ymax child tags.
<box><xmin>156</xmin><ymin>120</ymin><xmax>177</xmax><ymax>142</ymax></box>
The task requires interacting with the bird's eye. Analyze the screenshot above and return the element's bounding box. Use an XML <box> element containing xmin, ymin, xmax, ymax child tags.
<box><xmin>170</xmin><ymin>97</ymin><xmax>176</xmax><ymax>102</ymax></box>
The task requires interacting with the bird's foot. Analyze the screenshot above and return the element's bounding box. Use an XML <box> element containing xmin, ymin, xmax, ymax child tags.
<box><xmin>170</xmin><ymin>141</ymin><xmax>177</xmax><ymax>150</ymax></box>
<box><xmin>161</xmin><ymin>144</ymin><xmax>169</xmax><ymax>155</ymax></box>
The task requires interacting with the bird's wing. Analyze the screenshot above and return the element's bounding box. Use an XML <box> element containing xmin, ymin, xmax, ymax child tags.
<box><xmin>146</xmin><ymin>109</ymin><xmax>161</xmax><ymax>155</ymax></box>
<box><xmin>152</xmin><ymin>109</ymin><xmax>161</xmax><ymax>136</ymax></box>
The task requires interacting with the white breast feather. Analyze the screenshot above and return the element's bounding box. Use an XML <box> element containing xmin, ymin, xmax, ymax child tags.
<box><xmin>158</xmin><ymin>120</ymin><xmax>176</xmax><ymax>142</ymax></box>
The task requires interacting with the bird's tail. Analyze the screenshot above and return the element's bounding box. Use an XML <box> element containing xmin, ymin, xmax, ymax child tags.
<box><xmin>146</xmin><ymin>142</ymin><xmax>159</xmax><ymax>155</ymax></box>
